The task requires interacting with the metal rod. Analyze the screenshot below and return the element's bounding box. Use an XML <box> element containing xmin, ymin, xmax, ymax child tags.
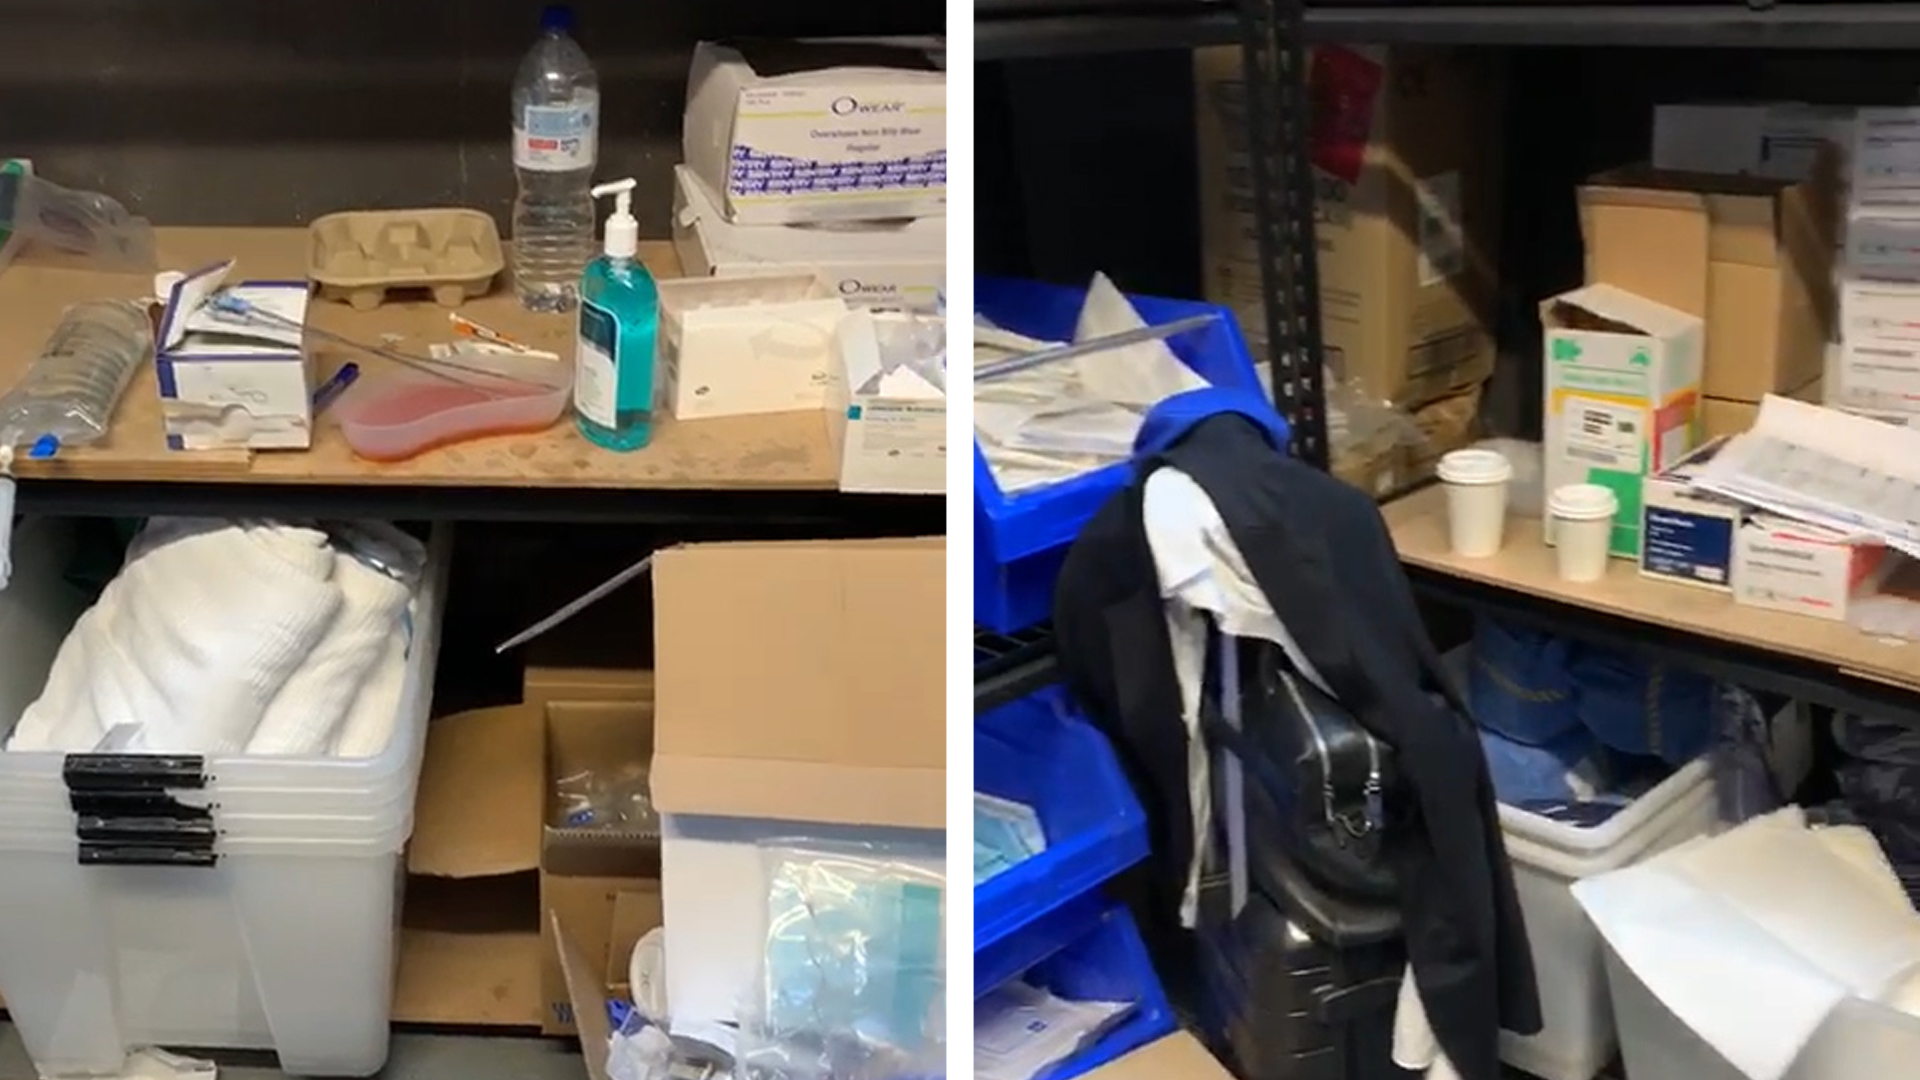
<box><xmin>975</xmin><ymin>313</ymin><xmax>1221</xmax><ymax>383</ymax></box>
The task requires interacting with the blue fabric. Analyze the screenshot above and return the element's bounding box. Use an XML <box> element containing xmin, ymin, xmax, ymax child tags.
<box><xmin>1479</xmin><ymin>726</ymin><xmax>1601</xmax><ymax>807</ymax></box>
<box><xmin>1133</xmin><ymin>387</ymin><xmax>1290</xmax><ymax>462</ymax></box>
<box><xmin>1468</xmin><ymin>619</ymin><xmax>1581</xmax><ymax>747</ymax></box>
<box><xmin>1568</xmin><ymin>647</ymin><xmax>1716</xmax><ymax>765</ymax></box>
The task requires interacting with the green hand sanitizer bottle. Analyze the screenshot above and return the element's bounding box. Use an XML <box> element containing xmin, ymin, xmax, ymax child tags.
<box><xmin>574</xmin><ymin>177</ymin><xmax>659</xmax><ymax>451</ymax></box>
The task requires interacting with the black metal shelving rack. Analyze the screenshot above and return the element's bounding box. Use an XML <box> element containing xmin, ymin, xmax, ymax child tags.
<box><xmin>975</xmin><ymin>0</ymin><xmax>1329</xmax><ymax>706</ymax></box>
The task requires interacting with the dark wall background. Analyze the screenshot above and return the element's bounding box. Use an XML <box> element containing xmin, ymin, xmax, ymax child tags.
<box><xmin>978</xmin><ymin>46</ymin><xmax>1920</xmax><ymax>436</ymax></box>
<box><xmin>2</xmin><ymin>0</ymin><xmax>943</xmax><ymax>233</ymax></box>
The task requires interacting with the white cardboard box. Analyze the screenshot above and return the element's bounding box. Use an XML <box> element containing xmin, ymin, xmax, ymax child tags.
<box><xmin>1640</xmin><ymin>437</ymin><xmax>1746</xmax><ymax>592</ymax></box>
<box><xmin>1845</xmin><ymin>209</ymin><xmax>1920</xmax><ymax>283</ymax></box>
<box><xmin>1853</xmin><ymin>108</ymin><xmax>1920</xmax><ymax>207</ymax></box>
<box><xmin>1653</xmin><ymin>102</ymin><xmax>1852</xmax><ymax>182</ymax></box>
<box><xmin>649</xmin><ymin>539</ymin><xmax>944</xmax><ymax>1036</ymax></box>
<box><xmin>829</xmin><ymin>309</ymin><xmax>946</xmax><ymax>494</ymax></box>
<box><xmin>1541</xmin><ymin>284</ymin><xmax>1705</xmax><ymax>558</ymax></box>
<box><xmin>655</xmin><ymin>273</ymin><xmax>845</xmax><ymax>420</ymax></box>
<box><xmin>156</xmin><ymin>261</ymin><xmax>313</xmax><ymax>450</ymax></box>
<box><xmin>1732</xmin><ymin>515</ymin><xmax>1894</xmax><ymax>621</ymax></box>
<box><xmin>670</xmin><ymin>165</ymin><xmax>944</xmax><ymax>311</ymax></box>
<box><xmin>682</xmin><ymin>40</ymin><xmax>945</xmax><ymax>226</ymax></box>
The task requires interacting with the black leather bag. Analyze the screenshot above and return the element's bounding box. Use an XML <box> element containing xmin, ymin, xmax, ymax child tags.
<box><xmin>1203</xmin><ymin>635</ymin><xmax>1398</xmax><ymax>900</ymax></box>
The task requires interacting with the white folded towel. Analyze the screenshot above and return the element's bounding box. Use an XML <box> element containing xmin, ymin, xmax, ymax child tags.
<box><xmin>329</xmin><ymin>625</ymin><xmax>410</xmax><ymax>759</ymax></box>
<box><xmin>247</xmin><ymin>551</ymin><xmax>411</xmax><ymax>756</ymax></box>
<box><xmin>9</xmin><ymin>520</ymin><xmax>344</xmax><ymax>754</ymax></box>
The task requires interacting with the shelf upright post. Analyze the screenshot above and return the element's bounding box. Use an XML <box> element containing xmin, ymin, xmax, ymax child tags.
<box><xmin>1236</xmin><ymin>0</ymin><xmax>1329</xmax><ymax>469</ymax></box>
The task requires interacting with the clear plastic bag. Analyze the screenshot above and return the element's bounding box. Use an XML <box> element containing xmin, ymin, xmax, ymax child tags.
<box><xmin>738</xmin><ymin>841</ymin><xmax>947</xmax><ymax>1080</ymax></box>
<box><xmin>553</xmin><ymin>765</ymin><xmax>657</xmax><ymax>831</ymax></box>
<box><xmin>0</xmin><ymin>171</ymin><xmax>157</xmax><ymax>271</ymax></box>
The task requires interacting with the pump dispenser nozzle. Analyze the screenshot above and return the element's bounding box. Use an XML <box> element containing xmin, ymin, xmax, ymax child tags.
<box><xmin>590</xmin><ymin>178</ymin><xmax>639</xmax><ymax>260</ymax></box>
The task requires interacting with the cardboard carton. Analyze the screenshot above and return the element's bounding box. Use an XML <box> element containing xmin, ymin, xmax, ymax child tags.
<box><xmin>1702</xmin><ymin>377</ymin><xmax>1822</xmax><ymax>438</ymax></box>
<box><xmin>1541</xmin><ymin>284</ymin><xmax>1704</xmax><ymax>558</ymax></box>
<box><xmin>1083</xmin><ymin>1033</ymin><xmax>1238</xmax><ymax>1079</ymax></box>
<box><xmin>1639</xmin><ymin>437</ymin><xmax>1747</xmax><ymax>592</ymax></box>
<box><xmin>1579</xmin><ymin>164</ymin><xmax>1837</xmax><ymax>403</ymax></box>
<box><xmin>1195</xmin><ymin>44</ymin><xmax>1502</xmax><ymax>410</ymax></box>
<box><xmin>392</xmin><ymin>701</ymin><xmax>661</xmax><ymax>1037</ymax></box>
<box><xmin>829</xmin><ymin>309</ymin><xmax>947</xmax><ymax>495</ymax></box>
<box><xmin>651</xmin><ymin>537</ymin><xmax>944</xmax><ymax>1036</ymax></box>
<box><xmin>682</xmin><ymin>41</ymin><xmax>946</xmax><ymax>226</ymax></box>
<box><xmin>1733</xmin><ymin>515</ymin><xmax>1895</xmax><ymax>621</ymax></box>
<box><xmin>539</xmin><ymin>701</ymin><xmax>661</xmax><ymax>1035</ymax></box>
<box><xmin>393</xmin><ymin>705</ymin><xmax>545</xmax><ymax>1029</ymax></box>
<box><xmin>670</xmin><ymin>165</ymin><xmax>944</xmax><ymax>311</ymax></box>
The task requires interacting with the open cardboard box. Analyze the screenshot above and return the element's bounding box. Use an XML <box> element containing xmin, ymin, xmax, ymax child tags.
<box><xmin>1083</xmin><ymin>1033</ymin><xmax>1237</xmax><ymax>1079</ymax></box>
<box><xmin>651</xmin><ymin>537</ymin><xmax>947</xmax><ymax>1035</ymax></box>
<box><xmin>393</xmin><ymin>698</ymin><xmax>660</xmax><ymax>1036</ymax></box>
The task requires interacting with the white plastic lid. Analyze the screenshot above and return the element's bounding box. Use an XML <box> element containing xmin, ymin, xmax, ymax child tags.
<box><xmin>1549</xmin><ymin>482</ymin><xmax>1619</xmax><ymax>521</ymax></box>
<box><xmin>1436</xmin><ymin>448</ymin><xmax>1513</xmax><ymax>486</ymax></box>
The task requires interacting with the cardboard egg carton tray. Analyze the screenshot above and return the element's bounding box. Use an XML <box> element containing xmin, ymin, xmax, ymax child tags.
<box><xmin>309</xmin><ymin>209</ymin><xmax>505</xmax><ymax>309</ymax></box>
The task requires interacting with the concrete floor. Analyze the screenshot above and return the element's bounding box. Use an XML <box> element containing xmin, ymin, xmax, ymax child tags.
<box><xmin>0</xmin><ymin>1026</ymin><xmax>586</xmax><ymax>1080</ymax></box>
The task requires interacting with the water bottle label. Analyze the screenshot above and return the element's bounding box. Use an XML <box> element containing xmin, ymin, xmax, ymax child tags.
<box><xmin>575</xmin><ymin>300</ymin><xmax>618</xmax><ymax>428</ymax></box>
<box><xmin>516</xmin><ymin>102</ymin><xmax>599</xmax><ymax>171</ymax></box>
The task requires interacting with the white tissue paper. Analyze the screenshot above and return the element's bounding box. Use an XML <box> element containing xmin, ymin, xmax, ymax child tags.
<box><xmin>1572</xmin><ymin>808</ymin><xmax>1920</xmax><ymax>1080</ymax></box>
<box><xmin>975</xmin><ymin>273</ymin><xmax>1209</xmax><ymax>495</ymax></box>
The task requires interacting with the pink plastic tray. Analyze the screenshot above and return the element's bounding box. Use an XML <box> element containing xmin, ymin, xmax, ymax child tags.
<box><xmin>334</xmin><ymin>375</ymin><xmax>569</xmax><ymax>461</ymax></box>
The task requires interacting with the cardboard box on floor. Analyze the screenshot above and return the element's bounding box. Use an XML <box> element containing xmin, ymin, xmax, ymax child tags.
<box><xmin>1083</xmin><ymin>1033</ymin><xmax>1237</xmax><ymax>1079</ymax></box>
<box><xmin>392</xmin><ymin>700</ymin><xmax>661</xmax><ymax>1037</ymax></box>
<box><xmin>1579</xmin><ymin>162</ymin><xmax>1838</xmax><ymax>403</ymax></box>
<box><xmin>1195</xmin><ymin>43</ymin><xmax>1503</xmax><ymax>409</ymax></box>
<box><xmin>651</xmin><ymin>537</ymin><xmax>946</xmax><ymax>1037</ymax></box>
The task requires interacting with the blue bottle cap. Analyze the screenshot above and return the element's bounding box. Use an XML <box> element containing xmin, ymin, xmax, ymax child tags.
<box><xmin>28</xmin><ymin>434</ymin><xmax>59</xmax><ymax>460</ymax></box>
<box><xmin>540</xmin><ymin>4</ymin><xmax>574</xmax><ymax>32</ymax></box>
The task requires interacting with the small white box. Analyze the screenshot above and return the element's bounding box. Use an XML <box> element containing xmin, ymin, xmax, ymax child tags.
<box><xmin>156</xmin><ymin>261</ymin><xmax>313</xmax><ymax>451</ymax></box>
<box><xmin>1845</xmin><ymin>209</ymin><xmax>1920</xmax><ymax>282</ymax></box>
<box><xmin>682</xmin><ymin>40</ymin><xmax>945</xmax><ymax>226</ymax></box>
<box><xmin>1732</xmin><ymin>515</ymin><xmax>1894</xmax><ymax>621</ymax></box>
<box><xmin>656</xmin><ymin>274</ymin><xmax>847</xmax><ymax>420</ymax></box>
<box><xmin>1653</xmin><ymin>102</ymin><xmax>1852</xmax><ymax>181</ymax></box>
<box><xmin>671</xmin><ymin>165</ymin><xmax>944</xmax><ymax>311</ymax></box>
<box><xmin>1853</xmin><ymin>107</ymin><xmax>1920</xmax><ymax>207</ymax></box>
<box><xmin>829</xmin><ymin>309</ymin><xmax>945</xmax><ymax>494</ymax></box>
<box><xmin>1639</xmin><ymin>438</ymin><xmax>1747</xmax><ymax>592</ymax></box>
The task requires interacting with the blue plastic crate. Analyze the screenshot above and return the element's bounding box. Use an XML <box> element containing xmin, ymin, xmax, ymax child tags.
<box><xmin>973</xmin><ymin>275</ymin><xmax>1268</xmax><ymax>632</ymax></box>
<box><xmin>975</xmin><ymin>688</ymin><xmax>1148</xmax><ymax>953</ymax></box>
<box><xmin>976</xmin><ymin>904</ymin><xmax>1178</xmax><ymax>1080</ymax></box>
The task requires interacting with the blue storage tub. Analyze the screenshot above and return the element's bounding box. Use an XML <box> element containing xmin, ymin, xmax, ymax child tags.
<box><xmin>977</xmin><ymin>903</ymin><xmax>1178</xmax><ymax>1080</ymax></box>
<box><xmin>975</xmin><ymin>688</ymin><xmax>1149</xmax><ymax>953</ymax></box>
<box><xmin>973</xmin><ymin>275</ymin><xmax>1268</xmax><ymax>632</ymax></box>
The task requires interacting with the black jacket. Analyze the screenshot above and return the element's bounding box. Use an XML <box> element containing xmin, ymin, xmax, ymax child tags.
<box><xmin>1052</xmin><ymin>413</ymin><xmax>1540</xmax><ymax>1080</ymax></box>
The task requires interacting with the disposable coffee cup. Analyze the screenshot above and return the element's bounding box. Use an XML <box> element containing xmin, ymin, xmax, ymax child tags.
<box><xmin>1549</xmin><ymin>483</ymin><xmax>1619</xmax><ymax>583</ymax></box>
<box><xmin>1436</xmin><ymin>448</ymin><xmax>1513</xmax><ymax>558</ymax></box>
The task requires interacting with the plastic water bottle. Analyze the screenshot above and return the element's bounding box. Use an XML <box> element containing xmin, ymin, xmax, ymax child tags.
<box><xmin>511</xmin><ymin>4</ymin><xmax>600</xmax><ymax>313</ymax></box>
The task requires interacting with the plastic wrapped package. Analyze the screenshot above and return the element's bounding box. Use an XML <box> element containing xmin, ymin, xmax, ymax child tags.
<box><xmin>1325</xmin><ymin>373</ymin><xmax>1421</xmax><ymax>498</ymax></box>
<box><xmin>738</xmin><ymin>841</ymin><xmax>946</xmax><ymax>1080</ymax></box>
<box><xmin>0</xmin><ymin>170</ymin><xmax>156</xmax><ymax>271</ymax></box>
<box><xmin>1404</xmin><ymin>384</ymin><xmax>1484</xmax><ymax>482</ymax></box>
<box><xmin>975</xmin><ymin>273</ymin><xmax>1211</xmax><ymax>495</ymax></box>
<box><xmin>554</xmin><ymin>763</ymin><xmax>658</xmax><ymax>831</ymax></box>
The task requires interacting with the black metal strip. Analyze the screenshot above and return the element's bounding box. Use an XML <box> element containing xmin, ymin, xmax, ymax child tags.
<box><xmin>69</xmin><ymin>791</ymin><xmax>213</xmax><ymax>821</ymax></box>
<box><xmin>1407</xmin><ymin>566</ymin><xmax>1920</xmax><ymax>724</ymax></box>
<box><xmin>16</xmin><ymin>480</ymin><xmax>942</xmax><ymax>530</ymax></box>
<box><xmin>78</xmin><ymin>845</ymin><xmax>219</xmax><ymax>868</ymax></box>
<box><xmin>76</xmin><ymin>816</ymin><xmax>217</xmax><ymax>848</ymax></box>
<box><xmin>975</xmin><ymin>625</ymin><xmax>1061</xmax><ymax>713</ymax></box>
<box><xmin>63</xmin><ymin>754</ymin><xmax>207</xmax><ymax>792</ymax></box>
<box><xmin>1238</xmin><ymin>0</ymin><xmax>1329</xmax><ymax>469</ymax></box>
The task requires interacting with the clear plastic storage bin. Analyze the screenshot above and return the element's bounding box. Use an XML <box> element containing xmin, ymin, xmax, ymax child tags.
<box><xmin>0</xmin><ymin>518</ymin><xmax>449</xmax><ymax>1078</ymax></box>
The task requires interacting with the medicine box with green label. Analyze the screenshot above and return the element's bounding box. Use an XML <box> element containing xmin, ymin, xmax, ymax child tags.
<box><xmin>1541</xmin><ymin>283</ymin><xmax>1704</xmax><ymax>558</ymax></box>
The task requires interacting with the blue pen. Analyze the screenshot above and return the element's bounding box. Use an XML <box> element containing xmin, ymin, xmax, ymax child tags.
<box><xmin>312</xmin><ymin>362</ymin><xmax>361</xmax><ymax>415</ymax></box>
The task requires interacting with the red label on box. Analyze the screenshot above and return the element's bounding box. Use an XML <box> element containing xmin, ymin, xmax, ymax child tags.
<box><xmin>1308</xmin><ymin>45</ymin><xmax>1384</xmax><ymax>185</ymax></box>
